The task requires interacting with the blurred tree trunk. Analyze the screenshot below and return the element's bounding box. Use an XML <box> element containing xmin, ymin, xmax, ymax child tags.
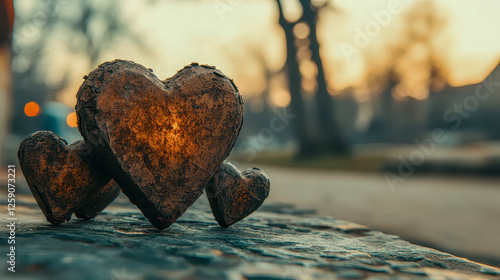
<box><xmin>276</xmin><ymin>0</ymin><xmax>349</xmax><ymax>156</ymax></box>
<box><xmin>380</xmin><ymin>79</ymin><xmax>396</xmax><ymax>142</ymax></box>
<box><xmin>276</xmin><ymin>0</ymin><xmax>316</xmax><ymax>156</ymax></box>
<box><xmin>0</xmin><ymin>0</ymin><xmax>14</xmax><ymax>164</ymax></box>
<box><xmin>301</xmin><ymin>0</ymin><xmax>350</xmax><ymax>155</ymax></box>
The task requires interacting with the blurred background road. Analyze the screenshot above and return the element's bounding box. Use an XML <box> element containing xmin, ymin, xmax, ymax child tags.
<box><xmin>244</xmin><ymin>163</ymin><xmax>500</xmax><ymax>267</ymax></box>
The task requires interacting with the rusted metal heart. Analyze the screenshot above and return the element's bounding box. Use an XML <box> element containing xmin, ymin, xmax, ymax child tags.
<box><xmin>74</xmin><ymin>180</ymin><xmax>121</xmax><ymax>220</ymax></box>
<box><xmin>18</xmin><ymin>131</ymin><xmax>112</xmax><ymax>225</ymax></box>
<box><xmin>76</xmin><ymin>60</ymin><xmax>244</xmax><ymax>229</ymax></box>
<box><xmin>206</xmin><ymin>162</ymin><xmax>270</xmax><ymax>228</ymax></box>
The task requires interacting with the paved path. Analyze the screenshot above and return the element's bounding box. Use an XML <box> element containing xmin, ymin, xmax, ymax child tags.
<box><xmin>238</xmin><ymin>164</ymin><xmax>500</xmax><ymax>267</ymax></box>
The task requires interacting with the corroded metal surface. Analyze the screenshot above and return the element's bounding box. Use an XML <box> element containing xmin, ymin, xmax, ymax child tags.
<box><xmin>0</xmin><ymin>195</ymin><xmax>499</xmax><ymax>280</ymax></box>
<box><xmin>206</xmin><ymin>162</ymin><xmax>270</xmax><ymax>227</ymax></box>
<box><xmin>74</xmin><ymin>180</ymin><xmax>121</xmax><ymax>220</ymax></box>
<box><xmin>76</xmin><ymin>60</ymin><xmax>244</xmax><ymax>229</ymax></box>
<box><xmin>17</xmin><ymin>131</ymin><xmax>111</xmax><ymax>224</ymax></box>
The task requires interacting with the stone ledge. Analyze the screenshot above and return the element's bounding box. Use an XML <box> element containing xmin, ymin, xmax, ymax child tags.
<box><xmin>0</xmin><ymin>195</ymin><xmax>499</xmax><ymax>280</ymax></box>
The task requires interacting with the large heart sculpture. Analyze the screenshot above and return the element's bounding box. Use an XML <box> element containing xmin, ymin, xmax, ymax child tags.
<box><xmin>18</xmin><ymin>131</ymin><xmax>111</xmax><ymax>224</ymax></box>
<box><xmin>76</xmin><ymin>60</ymin><xmax>244</xmax><ymax>229</ymax></box>
<box><xmin>206</xmin><ymin>162</ymin><xmax>270</xmax><ymax>228</ymax></box>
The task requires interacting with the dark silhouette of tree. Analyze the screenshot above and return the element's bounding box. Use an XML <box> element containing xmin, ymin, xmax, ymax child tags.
<box><xmin>276</xmin><ymin>0</ymin><xmax>316</xmax><ymax>156</ymax></box>
<box><xmin>0</xmin><ymin>0</ymin><xmax>14</xmax><ymax>164</ymax></box>
<box><xmin>301</xmin><ymin>0</ymin><xmax>350</xmax><ymax>155</ymax></box>
<box><xmin>276</xmin><ymin>0</ymin><xmax>349</xmax><ymax>157</ymax></box>
<box><xmin>0</xmin><ymin>0</ymin><xmax>13</xmax><ymax>45</ymax></box>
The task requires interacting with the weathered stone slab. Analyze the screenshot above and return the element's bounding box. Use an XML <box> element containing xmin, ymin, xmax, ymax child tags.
<box><xmin>76</xmin><ymin>60</ymin><xmax>244</xmax><ymax>230</ymax></box>
<box><xmin>0</xmin><ymin>193</ymin><xmax>498</xmax><ymax>280</ymax></box>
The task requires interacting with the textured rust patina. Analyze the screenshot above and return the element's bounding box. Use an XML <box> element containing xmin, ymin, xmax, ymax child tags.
<box><xmin>18</xmin><ymin>131</ymin><xmax>111</xmax><ymax>225</ymax></box>
<box><xmin>206</xmin><ymin>161</ymin><xmax>270</xmax><ymax>228</ymax></box>
<box><xmin>74</xmin><ymin>180</ymin><xmax>121</xmax><ymax>220</ymax></box>
<box><xmin>76</xmin><ymin>60</ymin><xmax>244</xmax><ymax>229</ymax></box>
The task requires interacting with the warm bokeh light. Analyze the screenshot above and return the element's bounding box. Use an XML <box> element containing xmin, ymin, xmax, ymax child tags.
<box><xmin>412</xmin><ymin>87</ymin><xmax>429</xmax><ymax>101</ymax></box>
<box><xmin>293</xmin><ymin>22</ymin><xmax>310</xmax><ymax>40</ymax></box>
<box><xmin>295</xmin><ymin>38</ymin><xmax>310</xmax><ymax>49</ymax></box>
<box><xmin>296</xmin><ymin>48</ymin><xmax>312</xmax><ymax>61</ymax></box>
<box><xmin>270</xmin><ymin>89</ymin><xmax>291</xmax><ymax>108</ymax></box>
<box><xmin>301</xmin><ymin>78</ymin><xmax>318</xmax><ymax>94</ymax></box>
<box><xmin>328</xmin><ymin>85</ymin><xmax>342</xmax><ymax>96</ymax></box>
<box><xmin>66</xmin><ymin>112</ymin><xmax>78</xmax><ymax>127</ymax></box>
<box><xmin>299</xmin><ymin>60</ymin><xmax>318</xmax><ymax>79</ymax></box>
<box><xmin>24</xmin><ymin>101</ymin><xmax>40</xmax><ymax>117</ymax></box>
<box><xmin>281</xmin><ymin>0</ymin><xmax>303</xmax><ymax>22</ymax></box>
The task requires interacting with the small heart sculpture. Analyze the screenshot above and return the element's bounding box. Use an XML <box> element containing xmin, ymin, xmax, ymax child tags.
<box><xmin>18</xmin><ymin>131</ymin><xmax>111</xmax><ymax>224</ymax></box>
<box><xmin>74</xmin><ymin>180</ymin><xmax>121</xmax><ymax>220</ymax></box>
<box><xmin>206</xmin><ymin>162</ymin><xmax>270</xmax><ymax>228</ymax></box>
<box><xmin>76</xmin><ymin>60</ymin><xmax>244</xmax><ymax>229</ymax></box>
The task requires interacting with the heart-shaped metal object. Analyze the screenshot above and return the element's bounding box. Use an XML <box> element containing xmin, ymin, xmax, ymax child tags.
<box><xmin>74</xmin><ymin>180</ymin><xmax>121</xmax><ymax>220</ymax></box>
<box><xmin>206</xmin><ymin>162</ymin><xmax>270</xmax><ymax>228</ymax></box>
<box><xmin>76</xmin><ymin>60</ymin><xmax>244</xmax><ymax>229</ymax></box>
<box><xmin>18</xmin><ymin>131</ymin><xmax>111</xmax><ymax>224</ymax></box>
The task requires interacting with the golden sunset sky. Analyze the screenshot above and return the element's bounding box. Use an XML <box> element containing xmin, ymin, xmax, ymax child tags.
<box><xmin>13</xmin><ymin>0</ymin><xmax>500</xmax><ymax>107</ymax></box>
